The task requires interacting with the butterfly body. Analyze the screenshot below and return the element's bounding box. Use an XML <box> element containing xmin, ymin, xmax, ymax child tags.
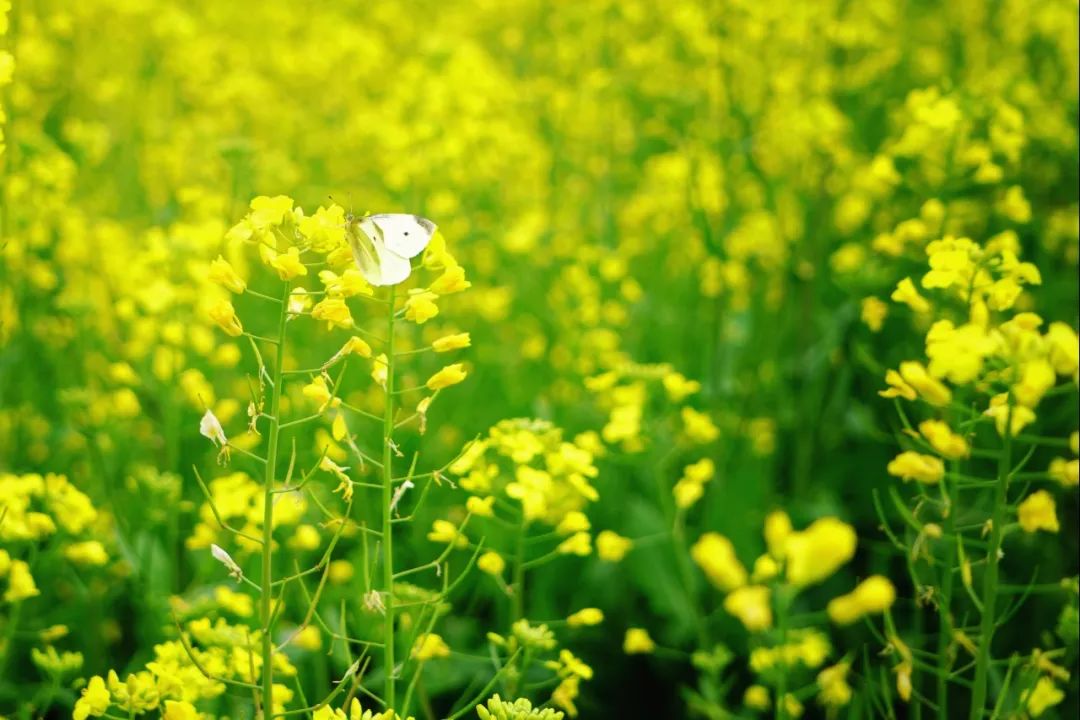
<box><xmin>346</xmin><ymin>213</ymin><xmax>437</xmax><ymax>286</ymax></box>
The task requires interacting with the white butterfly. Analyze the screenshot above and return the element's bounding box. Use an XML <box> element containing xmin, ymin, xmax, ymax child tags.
<box><xmin>346</xmin><ymin>213</ymin><xmax>437</xmax><ymax>286</ymax></box>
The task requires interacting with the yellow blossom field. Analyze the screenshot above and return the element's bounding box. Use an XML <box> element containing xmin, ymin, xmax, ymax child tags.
<box><xmin>1</xmin><ymin>1</ymin><xmax>1078</xmax><ymax>719</ymax></box>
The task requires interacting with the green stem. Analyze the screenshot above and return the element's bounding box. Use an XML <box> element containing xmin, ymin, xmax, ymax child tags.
<box><xmin>382</xmin><ymin>286</ymin><xmax>398</xmax><ymax>710</ymax></box>
<box><xmin>260</xmin><ymin>281</ymin><xmax>290</xmax><ymax>717</ymax></box>
<box><xmin>969</xmin><ymin>408</ymin><xmax>1012</xmax><ymax>719</ymax></box>
<box><xmin>775</xmin><ymin>585</ymin><xmax>790</xmax><ymax>720</ymax></box>
<box><xmin>938</xmin><ymin>420</ymin><xmax>960</xmax><ymax>719</ymax></box>
<box><xmin>510</xmin><ymin>516</ymin><xmax>527</xmax><ymax>625</ymax></box>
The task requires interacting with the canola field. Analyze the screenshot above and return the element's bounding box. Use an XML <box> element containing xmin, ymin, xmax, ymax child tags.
<box><xmin>0</xmin><ymin>1</ymin><xmax>1078</xmax><ymax>719</ymax></box>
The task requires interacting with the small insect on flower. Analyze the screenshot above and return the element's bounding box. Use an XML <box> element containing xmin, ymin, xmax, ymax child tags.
<box><xmin>346</xmin><ymin>213</ymin><xmax>437</xmax><ymax>286</ymax></box>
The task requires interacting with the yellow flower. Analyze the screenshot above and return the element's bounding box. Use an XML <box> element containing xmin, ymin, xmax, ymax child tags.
<box><xmin>162</xmin><ymin>700</ymin><xmax>198</xmax><ymax>720</ymax></box>
<box><xmin>551</xmin><ymin>676</ymin><xmax>580</xmax><ymax>717</ymax></box>
<box><xmin>209</xmin><ymin>255</ymin><xmax>246</xmax><ymax>293</ymax></box>
<box><xmin>1022</xmin><ymin>677</ymin><xmax>1065</xmax><ymax>717</ymax></box>
<box><xmin>303</xmin><ymin>375</ymin><xmax>339</xmax><ymax>411</ymax></box>
<box><xmin>723</xmin><ymin>585</ymin><xmax>772</xmax><ymax>631</ymax></box>
<box><xmin>817</xmin><ymin>663</ymin><xmax>853</xmax><ymax>708</ymax></box>
<box><xmin>556</xmin><ymin>511</ymin><xmax>590</xmax><ymax>535</ymax></box>
<box><xmin>691</xmin><ymin>533</ymin><xmax>747</xmax><ymax>591</ymax></box>
<box><xmin>429</xmin><ymin>264</ymin><xmax>471</xmax><ymax>294</ymax></box>
<box><xmin>4</xmin><ymin>560</ymin><xmax>39</xmax><ymax>601</ymax></box>
<box><xmin>744</xmin><ymin>685</ymin><xmax>770</xmax><ymax>711</ymax></box>
<box><xmin>784</xmin><ymin>518</ymin><xmax>857</xmax><ymax>587</ymax></box>
<box><xmin>1048</xmin><ymin>457</ymin><xmax>1079</xmax><ymax>488</ymax></box>
<box><xmin>63</xmin><ymin>540</ymin><xmax>109</xmax><ymax>567</ymax></box>
<box><xmin>343</xmin><ymin>336</ymin><xmax>373</xmax><ymax>358</ymax></box>
<box><xmin>556</xmin><ymin>531</ymin><xmax>592</xmax><ymax>556</ymax></box>
<box><xmin>887</xmin><ymin>451</ymin><xmax>945</xmax><ymax>484</ymax></box>
<box><xmin>269</xmin><ymin>246</ymin><xmax>308</xmax><ymax>280</ymax></box>
<box><xmin>1017</xmin><ymin>490</ymin><xmax>1059</xmax><ymax>533</ymax></box>
<box><xmin>596</xmin><ymin>530</ymin><xmax>632</xmax><ymax>562</ymax></box>
<box><xmin>432</xmin><ymin>332</ymin><xmax>471</xmax><ymax>352</ymax></box>
<box><xmin>405</xmin><ymin>291</ymin><xmax>440</xmax><ymax>324</ymax></box>
<box><xmin>412</xmin><ymin>633</ymin><xmax>451</xmax><ymax>661</ymax></box>
<box><xmin>566</xmin><ymin>608</ymin><xmax>604</xmax><ymax>627</ymax></box>
<box><xmin>662</xmin><ymin>372</ymin><xmax>701</xmax><ymax>402</ymax></box>
<box><xmin>899</xmin><ymin>361</ymin><xmax>952</xmax><ymax>406</ymax></box>
<box><xmin>918</xmin><ymin>420</ymin><xmax>969</xmax><ymax>459</ymax></box>
<box><xmin>880</xmin><ymin>369</ymin><xmax>917</xmax><ymax>402</ymax></box>
<box><xmin>371</xmin><ymin>354</ymin><xmax>388</xmax><ymax>389</ymax></box>
<box><xmin>828</xmin><ymin>575</ymin><xmax>896</xmax><ymax>625</ymax></box>
<box><xmin>1013</xmin><ymin>359</ymin><xmax>1056</xmax><ymax>409</ymax></box>
<box><xmin>311</xmin><ymin>297</ymin><xmax>354</xmax><ymax>330</ymax></box>
<box><xmin>623</xmin><ymin>628</ymin><xmax>655</xmax><ymax>654</ymax></box>
<box><xmin>891</xmin><ymin>277</ymin><xmax>930</xmax><ymax>313</ymax></box>
<box><xmin>860</xmin><ymin>297</ymin><xmax>889</xmax><ymax>332</ymax></box>
<box><xmin>984</xmin><ymin>393</ymin><xmax>1036</xmax><ymax>437</ymax></box>
<box><xmin>477</xmin><ymin>551</ymin><xmax>505</xmax><ymax>576</ymax></box>
<box><xmin>208</xmin><ymin>299</ymin><xmax>244</xmax><ymax>337</ymax></box>
<box><xmin>681</xmin><ymin>407</ymin><xmax>719</xmax><ymax>443</ymax></box>
<box><xmin>73</xmin><ymin>676</ymin><xmax>110</xmax><ymax>720</ymax></box>
<box><xmin>427</xmin><ymin>519</ymin><xmax>469</xmax><ymax>548</ymax></box>
<box><xmin>426</xmin><ymin>363</ymin><xmax>467</xmax><ymax>390</ymax></box>
<box><xmin>1046</xmin><ymin>322</ymin><xmax>1079</xmax><ymax>377</ymax></box>
<box><xmin>466</xmin><ymin>495</ymin><xmax>495</xmax><ymax>517</ymax></box>
<box><xmin>673</xmin><ymin>479</ymin><xmax>704</xmax><ymax>509</ymax></box>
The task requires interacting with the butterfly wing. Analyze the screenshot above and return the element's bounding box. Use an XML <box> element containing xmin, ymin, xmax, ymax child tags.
<box><xmin>368</xmin><ymin>214</ymin><xmax>437</xmax><ymax>259</ymax></box>
<box><xmin>346</xmin><ymin>217</ymin><xmax>384</xmax><ymax>285</ymax></box>
<box><xmin>349</xmin><ymin>216</ymin><xmax>413</xmax><ymax>286</ymax></box>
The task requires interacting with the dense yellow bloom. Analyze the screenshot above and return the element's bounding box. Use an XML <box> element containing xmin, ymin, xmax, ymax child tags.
<box><xmin>426</xmin><ymin>364</ymin><xmax>467</xmax><ymax>390</ymax></box>
<box><xmin>784</xmin><ymin>518</ymin><xmax>857</xmax><ymax>588</ymax></box>
<box><xmin>1017</xmin><ymin>490</ymin><xmax>1059</xmax><ymax>533</ymax></box>
<box><xmin>595</xmin><ymin>530</ymin><xmax>632</xmax><ymax>562</ymax></box>
<box><xmin>723</xmin><ymin>585</ymin><xmax>772</xmax><ymax>631</ymax></box>
<box><xmin>622</xmin><ymin>628</ymin><xmax>655</xmax><ymax>655</ymax></box>
<box><xmin>887</xmin><ymin>451</ymin><xmax>945</xmax><ymax>484</ymax></box>
<box><xmin>691</xmin><ymin>533</ymin><xmax>746</xmax><ymax>591</ymax></box>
